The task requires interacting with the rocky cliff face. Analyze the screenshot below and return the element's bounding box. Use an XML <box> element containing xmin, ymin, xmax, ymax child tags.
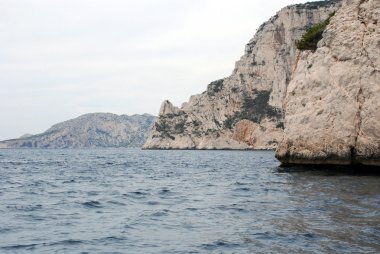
<box><xmin>144</xmin><ymin>1</ymin><xmax>341</xmax><ymax>150</ymax></box>
<box><xmin>276</xmin><ymin>0</ymin><xmax>380</xmax><ymax>166</ymax></box>
<box><xmin>0</xmin><ymin>113</ymin><xmax>155</xmax><ymax>148</ymax></box>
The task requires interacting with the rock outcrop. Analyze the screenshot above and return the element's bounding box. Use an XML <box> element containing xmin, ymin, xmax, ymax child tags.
<box><xmin>0</xmin><ymin>113</ymin><xmax>155</xmax><ymax>148</ymax></box>
<box><xmin>276</xmin><ymin>0</ymin><xmax>380</xmax><ymax>166</ymax></box>
<box><xmin>144</xmin><ymin>1</ymin><xmax>341</xmax><ymax>150</ymax></box>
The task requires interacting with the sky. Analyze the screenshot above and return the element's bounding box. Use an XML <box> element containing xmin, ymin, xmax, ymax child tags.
<box><xmin>0</xmin><ymin>0</ymin><xmax>314</xmax><ymax>140</ymax></box>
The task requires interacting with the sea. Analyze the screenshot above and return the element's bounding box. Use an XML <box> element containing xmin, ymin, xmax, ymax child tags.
<box><xmin>0</xmin><ymin>149</ymin><xmax>379</xmax><ymax>253</ymax></box>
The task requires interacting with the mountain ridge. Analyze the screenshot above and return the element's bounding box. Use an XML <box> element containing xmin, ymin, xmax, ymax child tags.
<box><xmin>0</xmin><ymin>113</ymin><xmax>155</xmax><ymax>148</ymax></box>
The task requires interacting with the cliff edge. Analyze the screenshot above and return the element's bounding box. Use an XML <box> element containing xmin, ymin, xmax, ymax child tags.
<box><xmin>144</xmin><ymin>1</ymin><xmax>341</xmax><ymax>150</ymax></box>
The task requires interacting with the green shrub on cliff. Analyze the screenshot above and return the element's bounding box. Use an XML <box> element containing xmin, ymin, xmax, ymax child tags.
<box><xmin>296</xmin><ymin>12</ymin><xmax>335</xmax><ymax>51</ymax></box>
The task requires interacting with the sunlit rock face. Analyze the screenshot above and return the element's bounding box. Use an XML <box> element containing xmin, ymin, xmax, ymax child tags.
<box><xmin>276</xmin><ymin>0</ymin><xmax>380</xmax><ymax>166</ymax></box>
<box><xmin>0</xmin><ymin>113</ymin><xmax>155</xmax><ymax>148</ymax></box>
<box><xmin>144</xmin><ymin>1</ymin><xmax>340</xmax><ymax>150</ymax></box>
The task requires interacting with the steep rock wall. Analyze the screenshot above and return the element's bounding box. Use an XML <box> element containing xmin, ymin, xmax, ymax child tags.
<box><xmin>276</xmin><ymin>0</ymin><xmax>380</xmax><ymax>166</ymax></box>
<box><xmin>144</xmin><ymin>1</ymin><xmax>341</xmax><ymax>149</ymax></box>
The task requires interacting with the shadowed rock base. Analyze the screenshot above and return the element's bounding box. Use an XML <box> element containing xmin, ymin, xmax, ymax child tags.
<box><xmin>276</xmin><ymin>150</ymin><xmax>380</xmax><ymax>167</ymax></box>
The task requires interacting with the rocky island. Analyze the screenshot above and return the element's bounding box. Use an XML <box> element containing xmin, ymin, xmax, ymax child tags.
<box><xmin>0</xmin><ymin>113</ymin><xmax>155</xmax><ymax>148</ymax></box>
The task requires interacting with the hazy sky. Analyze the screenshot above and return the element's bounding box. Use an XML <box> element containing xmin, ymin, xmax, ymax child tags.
<box><xmin>1</xmin><ymin>0</ymin><xmax>313</xmax><ymax>140</ymax></box>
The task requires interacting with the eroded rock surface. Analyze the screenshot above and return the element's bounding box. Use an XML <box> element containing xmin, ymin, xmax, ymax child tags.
<box><xmin>144</xmin><ymin>1</ymin><xmax>341</xmax><ymax>150</ymax></box>
<box><xmin>276</xmin><ymin>0</ymin><xmax>380</xmax><ymax>166</ymax></box>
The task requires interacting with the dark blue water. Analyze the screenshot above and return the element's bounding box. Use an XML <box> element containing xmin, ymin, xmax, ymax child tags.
<box><xmin>0</xmin><ymin>149</ymin><xmax>379</xmax><ymax>253</ymax></box>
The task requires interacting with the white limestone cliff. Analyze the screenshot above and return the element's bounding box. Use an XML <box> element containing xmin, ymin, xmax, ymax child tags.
<box><xmin>144</xmin><ymin>1</ymin><xmax>341</xmax><ymax>150</ymax></box>
<box><xmin>276</xmin><ymin>0</ymin><xmax>380</xmax><ymax>166</ymax></box>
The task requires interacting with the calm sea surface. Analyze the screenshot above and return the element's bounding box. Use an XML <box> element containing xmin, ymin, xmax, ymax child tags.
<box><xmin>0</xmin><ymin>149</ymin><xmax>379</xmax><ymax>253</ymax></box>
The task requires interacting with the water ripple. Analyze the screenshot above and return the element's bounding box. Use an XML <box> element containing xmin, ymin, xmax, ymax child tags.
<box><xmin>0</xmin><ymin>149</ymin><xmax>378</xmax><ymax>253</ymax></box>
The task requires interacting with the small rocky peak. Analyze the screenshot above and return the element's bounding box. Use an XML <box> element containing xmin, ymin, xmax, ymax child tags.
<box><xmin>159</xmin><ymin>100</ymin><xmax>180</xmax><ymax>115</ymax></box>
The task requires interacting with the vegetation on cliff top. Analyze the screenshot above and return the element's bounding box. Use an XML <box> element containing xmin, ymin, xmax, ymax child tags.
<box><xmin>294</xmin><ymin>0</ymin><xmax>340</xmax><ymax>10</ymax></box>
<box><xmin>296</xmin><ymin>12</ymin><xmax>335</xmax><ymax>51</ymax></box>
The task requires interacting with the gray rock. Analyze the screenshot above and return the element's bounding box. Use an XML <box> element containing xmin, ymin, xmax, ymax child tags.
<box><xmin>0</xmin><ymin>113</ymin><xmax>155</xmax><ymax>148</ymax></box>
